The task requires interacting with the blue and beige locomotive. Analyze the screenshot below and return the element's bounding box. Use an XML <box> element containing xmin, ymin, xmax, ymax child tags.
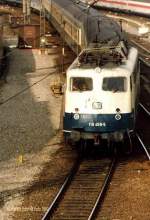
<box><xmin>63</xmin><ymin>42</ymin><xmax>140</xmax><ymax>145</ymax></box>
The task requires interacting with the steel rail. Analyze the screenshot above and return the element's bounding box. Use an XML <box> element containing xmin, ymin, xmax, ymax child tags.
<box><xmin>139</xmin><ymin>56</ymin><xmax>150</xmax><ymax>67</ymax></box>
<box><xmin>136</xmin><ymin>133</ymin><xmax>150</xmax><ymax>160</ymax></box>
<box><xmin>130</xmin><ymin>39</ymin><xmax>150</xmax><ymax>55</ymax></box>
<box><xmin>139</xmin><ymin>103</ymin><xmax>150</xmax><ymax>117</ymax></box>
<box><xmin>129</xmin><ymin>39</ymin><xmax>150</xmax><ymax>67</ymax></box>
<box><xmin>88</xmin><ymin>156</ymin><xmax>116</xmax><ymax>220</ymax></box>
<box><xmin>41</xmin><ymin>156</ymin><xmax>81</xmax><ymax>220</ymax></box>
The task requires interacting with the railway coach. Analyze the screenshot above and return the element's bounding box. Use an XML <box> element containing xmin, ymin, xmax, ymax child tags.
<box><xmin>42</xmin><ymin>0</ymin><xmax>125</xmax><ymax>54</ymax></box>
<box><xmin>82</xmin><ymin>0</ymin><xmax>150</xmax><ymax>17</ymax></box>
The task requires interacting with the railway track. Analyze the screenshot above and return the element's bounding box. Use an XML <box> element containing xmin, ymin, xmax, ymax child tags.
<box><xmin>95</xmin><ymin>158</ymin><xmax>131</xmax><ymax>219</ymax></box>
<box><xmin>104</xmin><ymin>13</ymin><xmax>150</xmax><ymax>65</ymax></box>
<box><xmin>140</xmin><ymin>61</ymin><xmax>150</xmax><ymax>114</ymax></box>
<box><xmin>129</xmin><ymin>37</ymin><xmax>150</xmax><ymax>66</ymax></box>
<box><xmin>130</xmin><ymin>37</ymin><xmax>150</xmax><ymax>55</ymax></box>
<box><xmin>136</xmin><ymin>103</ymin><xmax>150</xmax><ymax>160</ymax></box>
<box><xmin>42</xmin><ymin>155</ymin><xmax>116</xmax><ymax>220</ymax></box>
<box><xmin>136</xmin><ymin>133</ymin><xmax>150</xmax><ymax>160</ymax></box>
<box><xmin>94</xmin><ymin>135</ymin><xmax>150</xmax><ymax>219</ymax></box>
<box><xmin>139</xmin><ymin>103</ymin><xmax>150</xmax><ymax>117</ymax></box>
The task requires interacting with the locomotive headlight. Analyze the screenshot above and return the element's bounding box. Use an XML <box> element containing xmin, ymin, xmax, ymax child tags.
<box><xmin>92</xmin><ymin>102</ymin><xmax>102</xmax><ymax>109</ymax></box>
<box><xmin>74</xmin><ymin>113</ymin><xmax>79</xmax><ymax>120</ymax></box>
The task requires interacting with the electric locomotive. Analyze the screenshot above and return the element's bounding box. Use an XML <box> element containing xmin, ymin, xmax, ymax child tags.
<box><xmin>63</xmin><ymin>42</ymin><xmax>140</xmax><ymax>145</ymax></box>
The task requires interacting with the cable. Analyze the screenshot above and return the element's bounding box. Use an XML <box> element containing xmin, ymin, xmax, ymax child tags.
<box><xmin>0</xmin><ymin>69</ymin><xmax>56</xmax><ymax>106</ymax></box>
<box><xmin>0</xmin><ymin>61</ymin><xmax>70</xmax><ymax>107</ymax></box>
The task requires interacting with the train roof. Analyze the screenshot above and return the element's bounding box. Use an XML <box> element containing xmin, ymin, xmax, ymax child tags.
<box><xmin>53</xmin><ymin>0</ymin><xmax>125</xmax><ymax>46</ymax></box>
<box><xmin>67</xmin><ymin>45</ymin><xmax>138</xmax><ymax>74</ymax></box>
<box><xmin>70</xmin><ymin>41</ymin><xmax>128</xmax><ymax>67</ymax></box>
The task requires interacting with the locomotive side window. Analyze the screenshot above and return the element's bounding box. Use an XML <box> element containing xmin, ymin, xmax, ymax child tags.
<box><xmin>70</xmin><ymin>77</ymin><xmax>93</xmax><ymax>92</ymax></box>
<box><xmin>102</xmin><ymin>77</ymin><xmax>127</xmax><ymax>92</ymax></box>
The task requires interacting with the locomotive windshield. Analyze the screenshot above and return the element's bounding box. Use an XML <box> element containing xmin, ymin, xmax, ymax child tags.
<box><xmin>102</xmin><ymin>77</ymin><xmax>127</xmax><ymax>92</ymax></box>
<box><xmin>70</xmin><ymin>77</ymin><xmax>93</xmax><ymax>92</ymax></box>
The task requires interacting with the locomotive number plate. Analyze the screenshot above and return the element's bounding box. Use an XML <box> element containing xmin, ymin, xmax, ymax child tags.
<box><xmin>89</xmin><ymin>122</ymin><xmax>106</xmax><ymax>127</ymax></box>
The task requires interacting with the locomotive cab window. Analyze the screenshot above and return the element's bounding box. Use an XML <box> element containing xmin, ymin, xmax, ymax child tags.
<box><xmin>70</xmin><ymin>77</ymin><xmax>93</xmax><ymax>92</ymax></box>
<box><xmin>102</xmin><ymin>77</ymin><xmax>127</xmax><ymax>92</ymax></box>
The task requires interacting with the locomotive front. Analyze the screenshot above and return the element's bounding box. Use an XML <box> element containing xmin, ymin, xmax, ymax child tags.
<box><xmin>63</xmin><ymin>46</ymin><xmax>139</xmax><ymax>145</ymax></box>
